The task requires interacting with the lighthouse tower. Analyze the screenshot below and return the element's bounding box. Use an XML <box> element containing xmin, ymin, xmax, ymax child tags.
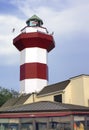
<box><xmin>13</xmin><ymin>15</ymin><xmax>55</xmax><ymax>94</ymax></box>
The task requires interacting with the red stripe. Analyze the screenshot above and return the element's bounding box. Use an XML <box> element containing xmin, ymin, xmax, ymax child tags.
<box><xmin>20</xmin><ymin>63</ymin><xmax>48</xmax><ymax>80</ymax></box>
<box><xmin>0</xmin><ymin>112</ymin><xmax>72</xmax><ymax>118</ymax></box>
<box><xmin>13</xmin><ymin>32</ymin><xmax>55</xmax><ymax>52</ymax></box>
<box><xmin>0</xmin><ymin>111</ymin><xmax>89</xmax><ymax>118</ymax></box>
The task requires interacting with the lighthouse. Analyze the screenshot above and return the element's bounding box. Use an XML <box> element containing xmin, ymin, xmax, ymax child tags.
<box><xmin>13</xmin><ymin>15</ymin><xmax>55</xmax><ymax>94</ymax></box>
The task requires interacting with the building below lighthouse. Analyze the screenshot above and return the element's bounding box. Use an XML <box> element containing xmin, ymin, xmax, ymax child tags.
<box><xmin>0</xmin><ymin>15</ymin><xmax>89</xmax><ymax>130</ymax></box>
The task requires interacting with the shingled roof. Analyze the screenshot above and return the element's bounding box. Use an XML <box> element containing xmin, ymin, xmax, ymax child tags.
<box><xmin>0</xmin><ymin>101</ymin><xmax>89</xmax><ymax>113</ymax></box>
<box><xmin>0</xmin><ymin>93</ymin><xmax>31</xmax><ymax>108</ymax></box>
<box><xmin>38</xmin><ymin>80</ymin><xmax>70</xmax><ymax>96</ymax></box>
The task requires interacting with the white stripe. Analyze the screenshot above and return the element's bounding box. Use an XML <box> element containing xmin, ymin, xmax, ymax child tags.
<box><xmin>20</xmin><ymin>47</ymin><xmax>47</xmax><ymax>65</ymax></box>
<box><xmin>20</xmin><ymin>79</ymin><xmax>47</xmax><ymax>94</ymax></box>
<box><xmin>21</xmin><ymin>26</ymin><xmax>47</xmax><ymax>33</ymax></box>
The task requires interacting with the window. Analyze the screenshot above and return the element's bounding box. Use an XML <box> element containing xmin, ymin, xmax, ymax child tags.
<box><xmin>36</xmin><ymin>123</ymin><xmax>47</xmax><ymax>130</ymax></box>
<box><xmin>21</xmin><ymin>123</ymin><xmax>33</xmax><ymax>130</ymax></box>
<box><xmin>0</xmin><ymin>123</ymin><xmax>19</xmax><ymax>130</ymax></box>
<box><xmin>54</xmin><ymin>94</ymin><xmax>62</xmax><ymax>103</ymax></box>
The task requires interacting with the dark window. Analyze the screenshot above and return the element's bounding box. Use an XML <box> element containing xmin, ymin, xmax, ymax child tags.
<box><xmin>54</xmin><ymin>94</ymin><xmax>62</xmax><ymax>103</ymax></box>
<box><xmin>21</xmin><ymin>123</ymin><xmax>33</xmax><ymax>130</ymax></box>
<box><xmin>36</xmin><ymin>123</ymin><xmax>47</xmax><ymax>130</ymax></box>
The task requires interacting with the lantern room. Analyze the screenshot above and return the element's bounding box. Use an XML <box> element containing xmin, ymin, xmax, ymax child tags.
<box><xmin>26</xmin><ymin>14</ymin><xmax>43</xmax><ymax>27</ymax></box>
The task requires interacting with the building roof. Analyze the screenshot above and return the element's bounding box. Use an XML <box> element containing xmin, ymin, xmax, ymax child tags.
<box><xmin>1</xmin><ymin>93</ymin><xmax>31</xmax><ymax>108</ymax></box>
<box><xmin>70</xmin><ymin>74</ymin><xmax>89</xmax><ymax>80</ymax></box>
<box><xmin>1</xmin><ymin>74</ymin><xmax>89</xmax><ymax>114</ymax></box>
<box><xmin>0</xmin><ymin>80</ymin><xmax>70</xmax><ymax>110</ymax></box>
<box><xmin>14</xmin><ymin>93</ymin><xmax>31</xmax><ymax>106</ymax></box>
<box><xmin>0</xmin><ymin>101</ymin><xmax>89</xmax><ymax>113</ymax></box>
<box><xmin>1</xmin><ymin>97</ymin><xmax>19</xmax><ymax>108</ymax></box>
<box><xmin>38</xmin><ymin>80</ymin><xmax>70</xmax><ymax>96</ymax></box>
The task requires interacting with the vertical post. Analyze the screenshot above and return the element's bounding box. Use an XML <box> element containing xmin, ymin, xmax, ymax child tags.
<box><xmin>70</xmin><ymin>115</ymin><xmax>74</xmax><ymax>130</ymax></box>
<box><xmin>85</xmin><ymin>115</ymin><xmax>87</xmax><ymax>130</ymax></box>
<box><xmin>18</xmin><ymin>119</ymin><xmax>21</xmax><ymax>130</ymax></box>
<box><xmin>47</xmin><ymin>118</ymin><xmax>50</xmax><ymax>130</ymax></box>
<box><xmin>33</xmin><ymin>118</ymin><xmax>36</xmax><ymax>130</ymax></box>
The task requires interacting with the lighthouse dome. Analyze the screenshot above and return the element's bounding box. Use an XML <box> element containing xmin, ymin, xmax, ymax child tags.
<box><xmin>26</xmin><ymin>14</ymin><xmax>43</xmax><ymax>27</ymax></box>
<box><xmin>21</xmin><ymin>15</ymin><xmax>48</xmax><ymax>33</ymax></box>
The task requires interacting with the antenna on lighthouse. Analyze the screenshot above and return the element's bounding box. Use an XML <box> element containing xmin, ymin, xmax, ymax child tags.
<box><xmin>12</xmin><ymin>28</ymin><xmax>15</xmax><ymax>33</ymax></box>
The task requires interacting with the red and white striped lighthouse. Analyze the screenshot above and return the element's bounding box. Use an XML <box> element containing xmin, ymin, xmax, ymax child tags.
<box><xmin>13</xmin><ymin>15</ymin><xmax>55</xmax><ymax>94</ymax></box>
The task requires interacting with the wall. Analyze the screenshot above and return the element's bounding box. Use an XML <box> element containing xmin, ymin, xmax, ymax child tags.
<box><xmin>36</xmin><ymin>92</ymin><xmax>63</xmax><ymax>102</ymax></box>
<box><xmin>63</xmin><ymin>82</ymin><xmax>72</xmax><ymax>104</ymax></box>
<box><xmin>63</xmin><ymin>75</ymin><xmax>89</xmax><ymax>106</ymax></box>
<box><xmin>83</xmin><ymin>75</ymin><xmax>89</xmax><ymax>106</ymax></box>
<box><xmin>24</xmin><ymin>93</ymin><xmax>37</xmax><ymax>104</ymax></box>
<box><xmin>70</xmin><ymin>76</ymin><xmax>84</xmax><ymax>106</ymax></box>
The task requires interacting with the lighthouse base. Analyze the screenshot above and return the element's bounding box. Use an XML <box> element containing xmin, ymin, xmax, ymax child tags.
<box><xmin>20</xmin><ymin>79</ymin><xmax>48</xmax><ymax>94</ymax></box>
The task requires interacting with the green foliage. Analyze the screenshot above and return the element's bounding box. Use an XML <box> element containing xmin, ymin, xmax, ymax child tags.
<box><xmin>0</xmin><ymin>87</ymin><xmax>19</xmax><ymax>107</ymax></box>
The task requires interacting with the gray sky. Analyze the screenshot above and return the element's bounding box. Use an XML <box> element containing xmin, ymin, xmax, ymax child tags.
<box><xmin>0</xmin><ymin>0</ymin><xmax>89</xmax><ymax>91</ymax></box>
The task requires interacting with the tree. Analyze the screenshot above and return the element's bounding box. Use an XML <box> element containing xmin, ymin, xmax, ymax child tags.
<box><xmin>0</xmin><ymin>87</ymin><xmax>19</xmax><ymax>107</ymax></box>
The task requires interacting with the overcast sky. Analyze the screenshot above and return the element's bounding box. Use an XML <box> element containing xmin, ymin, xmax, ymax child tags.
<box><xmin>0</xmin><ymin>0</ymin><xmax>89</xmax><ymax>92</ymax></box>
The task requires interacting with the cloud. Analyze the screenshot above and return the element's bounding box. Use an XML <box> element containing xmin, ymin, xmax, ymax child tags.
<box><xmin>0</xmin><ymin>14</ymin><xmax>25</xmax><ymax>65</ymax></box>
<box><xmin>10</xmin><ymin>0</ymin><xmax>89</xmax><ymax>36</ymax></box>
<box><xmin>0</xmin><ymin>0</ymin><xmax>89</xmax><ymax>66</ymax></box>
<box><xmin>42</xmin><ymin>5</ymin><xmax>89</xmax><ymax>36</ymax></box>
